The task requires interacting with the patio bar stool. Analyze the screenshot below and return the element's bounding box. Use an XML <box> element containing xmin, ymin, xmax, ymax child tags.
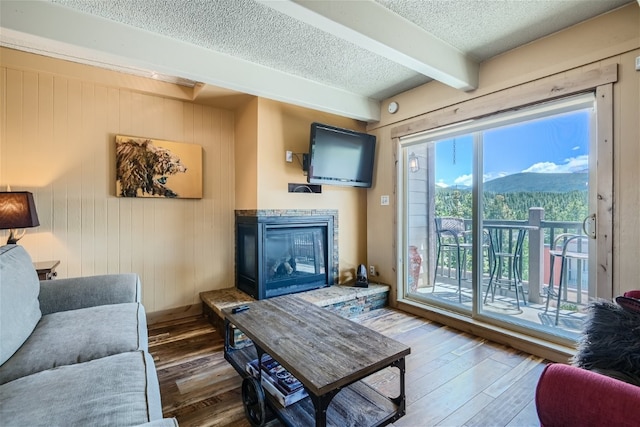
<box><xmin>483</xmin><ymin>227</ymin><xmax>528</xmax><ymax>310</ymax></box>
<box><xmin>545</xmin><ymin>233</ymin><xmax>589</xmax><ymax>325</ymax></box>
<box><xmin>433</xmin><ymin>217</ymin><xmax>472</xmax><ymax>302</ymax></box>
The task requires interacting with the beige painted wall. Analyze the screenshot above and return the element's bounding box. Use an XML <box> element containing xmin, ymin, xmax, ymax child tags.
<box><xmin>0</xmin><ymin>47</ymin><xmax>371</xmax><ymax>314</ymax></box>
<box><xmin>366</xmin><ymin>3</ymin><xmax>640</xmax><ymax>303</ymax></box>
<box><xmin>234</xmin><ymin>98</ymin><xmax>259</xmax><ymax>210</ymax></box>
<box><xmin>1</xmin><ymin>48</ymin><xmax>235</xmax><ymax>314</ymax></box>
<box><xmin>255</xmin><ymin>98</ymin><xmax>369</xmax><ymax>283</ymax></box>
<box><xmin>221</xmin><ymin>93</ymin><xmax>372</xmax><ymax>285</ymax></box>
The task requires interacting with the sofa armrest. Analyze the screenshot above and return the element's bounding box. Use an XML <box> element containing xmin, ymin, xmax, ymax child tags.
<box><xmin>536</xmin><ymin>363</ymin><xmax>640</xmax><ymax>427</ymax></box>
<box><xmin>624</xmin><ymin>289</ymin><xmax>640</xmax><ymax>299</ymax></box>
<box><xmin>39</xmin><ymin>273</ymin><xmax>141</xmax><ymax>315</ymax></box>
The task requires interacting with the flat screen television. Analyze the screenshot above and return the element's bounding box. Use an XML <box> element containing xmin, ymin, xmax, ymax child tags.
<box><xmin>306</xmin><ymin>122</ymin><xmax>376</xmax><ymax>188</ymax></box>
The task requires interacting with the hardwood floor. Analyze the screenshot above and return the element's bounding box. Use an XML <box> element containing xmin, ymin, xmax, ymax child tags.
<box><xmin>148</xmin><ymin>307</ymin><xmax>547</xmax><ymax>426</ymax></box>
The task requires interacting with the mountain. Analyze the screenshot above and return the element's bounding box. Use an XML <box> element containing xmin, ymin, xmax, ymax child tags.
<box><xmin>483</xmin><ymin>172</ymin><xmax>588</xmax><ymax>193</ymax></box>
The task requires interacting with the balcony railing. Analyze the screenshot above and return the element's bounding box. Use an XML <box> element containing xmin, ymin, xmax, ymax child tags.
<box><xmin>428</xmin><ymin>208</ymin><xmax>588</xmax><ymax>306</ymax></box>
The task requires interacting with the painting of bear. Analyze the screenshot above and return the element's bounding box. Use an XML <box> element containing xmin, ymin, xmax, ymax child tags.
<box><xmin>116</xmin><ymin>136</ymin><xmax>202</xmax><ymax>198</ymax></box>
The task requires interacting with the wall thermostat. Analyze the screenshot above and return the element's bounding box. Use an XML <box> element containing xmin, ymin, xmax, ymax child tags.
<box><xmin>388</xmin><ymin>101</ymin><xmax>399</xmax><ymax>114</ymax></box>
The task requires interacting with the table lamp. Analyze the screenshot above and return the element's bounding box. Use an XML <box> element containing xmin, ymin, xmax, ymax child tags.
<box><xmin>0</xmin><ymin>191</ymin><xmax>40</xmax><ymax>244</ymax></box>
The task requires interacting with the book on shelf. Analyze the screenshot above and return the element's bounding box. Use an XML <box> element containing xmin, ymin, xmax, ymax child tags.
<box><xmin>245</xmin><ymin>355</ymin><xmax>308</xmax><ymax>407</ymax></box>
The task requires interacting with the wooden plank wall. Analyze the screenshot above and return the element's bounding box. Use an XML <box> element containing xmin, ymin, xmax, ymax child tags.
<box><xmin>0</xmin><ymin>64</ymin><xmax>236</xmax><ymax>313</ymax></box>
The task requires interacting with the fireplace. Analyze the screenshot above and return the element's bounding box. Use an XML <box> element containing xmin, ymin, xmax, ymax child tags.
<box><xmin>236</xmin><ymin>213</ymin><xmax>337</xmax><ymax>300</ymax></box>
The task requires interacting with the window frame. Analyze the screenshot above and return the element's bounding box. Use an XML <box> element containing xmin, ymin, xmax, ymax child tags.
<box><xmin>392</xmin><ymin>65</ymin><xmax>615</xmax><ymax>351</ymax></box>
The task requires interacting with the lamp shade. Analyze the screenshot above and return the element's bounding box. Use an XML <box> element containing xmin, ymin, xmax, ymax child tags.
<box><xmin>0</xmin><ymin>192</ymin><xmax>40</xmax><ymax>230</ymax></box>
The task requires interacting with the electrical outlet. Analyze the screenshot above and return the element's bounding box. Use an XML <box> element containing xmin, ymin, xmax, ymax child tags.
<box><xmin>380</xmin><ymin>195</ymin><xmax>389</xmax><ymax>206</ymax></box>
<box><xmin>285</xmin><ymin>151</ymin><xmax>293</xmax><ymax>162</ymax></box>
<box><xmin>369</xmin><ymin>265</ymin><xmax>376</xmax><ymax>276</ymax></box>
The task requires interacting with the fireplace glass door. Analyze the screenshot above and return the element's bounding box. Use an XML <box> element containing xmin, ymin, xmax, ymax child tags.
<box><xmin>264</xmin><ymin>226</ymin><xmax>326</xmax><ymax>297</ymax></box>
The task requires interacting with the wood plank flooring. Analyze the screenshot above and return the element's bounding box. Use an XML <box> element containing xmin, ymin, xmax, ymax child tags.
<box><xmin>148</xmin><ymin>308</ymin><xmax>548</xmax><ymax>427</ymax></box>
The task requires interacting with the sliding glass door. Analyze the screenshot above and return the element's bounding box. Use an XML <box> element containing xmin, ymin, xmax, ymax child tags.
<box><xmin>405</xmin><ymin>135</ymin><xmax>474</xmax><ymax>314</ymax></box>
<box><xmin>400</xmin><ymin>93</ymin><xmax>601</xmax><ymax>341</ymax></box>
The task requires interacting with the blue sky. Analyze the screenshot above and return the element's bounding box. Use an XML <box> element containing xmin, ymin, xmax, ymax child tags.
<box><xmin>435</xmin><ymin>109</ymin><xmax>591</xmax><ymax>187</ymax></box>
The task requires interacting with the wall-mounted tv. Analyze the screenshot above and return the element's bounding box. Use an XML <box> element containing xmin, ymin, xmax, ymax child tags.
<box><xmin>306</xmin><ymin>122</ymin><xmax>376</xmax><ymax>188</ymax></box>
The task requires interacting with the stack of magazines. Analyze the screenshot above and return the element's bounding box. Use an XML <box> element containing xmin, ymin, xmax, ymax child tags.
<box><xmin>246</xmin><ymin>355</ymin><xmax>308</xmax><ymax>407</ymax></box>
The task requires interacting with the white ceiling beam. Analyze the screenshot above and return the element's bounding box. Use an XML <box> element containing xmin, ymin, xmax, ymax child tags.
<box><xmin>260</xmin><ymin>0</ymin><xmax>479</xmax><ymax>91</ymax></box>
<box><xmin>0</xmin><ymin>1</ymin><xmax>380</xmax><ymax>122</ymax></box>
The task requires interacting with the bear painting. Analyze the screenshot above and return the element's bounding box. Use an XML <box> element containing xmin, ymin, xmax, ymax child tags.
<box><xmin>116</xmin><ymin>136</ymin><xmax>202</xmax><ymax>198</ymax></box>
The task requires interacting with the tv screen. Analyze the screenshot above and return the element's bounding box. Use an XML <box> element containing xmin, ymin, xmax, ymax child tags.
<box><xmin>307</xmin><ymin>122</ymin><xmax>376</xmax><ymax>188</ymax></box>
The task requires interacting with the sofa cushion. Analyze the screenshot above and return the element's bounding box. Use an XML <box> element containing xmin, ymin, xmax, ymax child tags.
<box><xmin>0</xmin><ymin>244</ymin><xmax>42</xmax><ymax>365</ymax></box>
<box><xmin>39</xmin><ymin>273</ymin><xmax>142</xmax><ymax>315</ymax></box>
<box><xmin>0</xmin><ymin>350</ymin><xmax>164</xmax><ymax>426</ymax></box>
<box><xmin>0</xmin><ymin>302</ymin><xmax>148</xmax><ymax>384</ymax></box>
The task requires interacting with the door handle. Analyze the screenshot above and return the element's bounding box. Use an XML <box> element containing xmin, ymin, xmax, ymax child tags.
<box><xmin>583</xmin><ymin>214</ymin><xmax>596</xmax><ymax>239</ymax></box>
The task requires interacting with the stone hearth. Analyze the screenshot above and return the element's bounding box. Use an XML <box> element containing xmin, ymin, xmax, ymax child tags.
<box><xmin>200</xmin><ymin>284</ymin><xmax>390</xmax><ymax>331</ymax></box>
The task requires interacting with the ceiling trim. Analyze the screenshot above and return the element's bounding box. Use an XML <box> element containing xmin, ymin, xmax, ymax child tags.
<box><xmin>391</xmin><ymin>64</ymin><xmax>618</xmax><ymax>139</ymax></box>
<box><xmin>260</xmin><ymin>0</ymin><xmax>479</xmax><ymax>91</ymax></box>
<box><xmin>0</xmin><ymin>1</ymin><xmax>381</xmax><ymax>122</ymax></box>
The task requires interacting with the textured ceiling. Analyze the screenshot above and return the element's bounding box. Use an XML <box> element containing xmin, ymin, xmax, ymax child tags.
<box><xmin>1</xmin><ymin>0</ymin><xmax>634</xmax><ymax>121</ymax></box>
<box><xmin>51</xmin><ymin>0</ymin><xmax>430</xmax><ymax>99</ymax></box>
<box><xmin>375</xmin><ymin>0</ymin><xmax>630</xmax><ymax>62</ymax></box>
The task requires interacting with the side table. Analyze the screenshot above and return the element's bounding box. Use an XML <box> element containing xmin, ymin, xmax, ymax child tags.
<box><xmin>33</xmin><ymin>260</ymin><xmax>60</xmax><ymax>280</ymax></box>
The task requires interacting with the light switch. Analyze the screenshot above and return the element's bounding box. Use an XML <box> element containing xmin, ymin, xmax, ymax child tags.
<box><xmin>286</xmin><ymin>151</ymin><xmax>293</xmax><ymax>162</ymax></box>
<box><xmin>381</xmin><ymin>195</ymin><xmax>389</xmax><ymax>206</ymax></box>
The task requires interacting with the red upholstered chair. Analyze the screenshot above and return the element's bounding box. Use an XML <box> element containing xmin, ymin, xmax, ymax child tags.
<box><xmin>535</xmin><ymin>363</ymin><xmax>640</xmax><ymax>427</ymax></box>
<box><xmin>624</xmin><ymin>290</ymin><xmax>640</xmax><ymax>299</ymax></box>
<box><xmin>536</xmin><ymin>290</ymin><xmax>640</xmax><ymax>426</ymax></box>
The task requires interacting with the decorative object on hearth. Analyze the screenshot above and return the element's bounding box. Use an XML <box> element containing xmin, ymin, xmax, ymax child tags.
<box><xmin>355</xmin><ymin>264</ymin><xmax>368</xmax><ymax>287</ymax></box>
<box><xmin>0</xmin><ymin>191</ymin><xmax>40</xmax><ymax>244</ymax></box>
<box><xmin>115</xmin><ymin>135</ymin><xmax>202</xmax><ymax>199</ymax></box>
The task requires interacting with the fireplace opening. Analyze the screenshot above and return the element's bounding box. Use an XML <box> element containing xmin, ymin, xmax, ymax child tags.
<box><xmin>236</xmin><ymin>215</ymin><xmax>335</xmax><ymax>300</ymax></box>
<box><xmin>265</xmin><ymin>226</ymin><xmax>325</xmax><ymax>287</ymax></box>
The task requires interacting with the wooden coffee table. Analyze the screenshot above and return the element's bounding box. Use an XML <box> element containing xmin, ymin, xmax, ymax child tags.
<box><xmin>223</xmin><ymin>294</ymin><xmax>410</xmax><ymax>427</ymax></box>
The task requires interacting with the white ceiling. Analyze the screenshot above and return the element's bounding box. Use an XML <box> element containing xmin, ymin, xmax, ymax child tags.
<box><xmin>0</xmin><ymin>0</ymin><xmax>634</xmax><ymax>122</ymax></box>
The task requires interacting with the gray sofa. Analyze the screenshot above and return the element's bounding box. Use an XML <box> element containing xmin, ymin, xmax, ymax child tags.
<box><xmin>0</xmin><ymin>244</ymin><xmax>177</xmax><ymax>426</ymax></box>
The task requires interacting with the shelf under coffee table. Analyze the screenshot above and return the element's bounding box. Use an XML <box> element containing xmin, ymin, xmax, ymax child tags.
<box><xmin>223</xmin><ymin>294</ymin><xmax>410</xmax><ymax>427</ymax></box>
